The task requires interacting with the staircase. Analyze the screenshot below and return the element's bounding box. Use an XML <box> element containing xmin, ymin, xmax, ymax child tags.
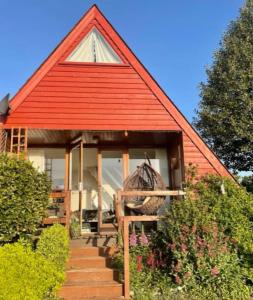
<box><xmin>59</xmin><ymin>241</ymin><xmax>123</xmax><ymax>300</ymax></box>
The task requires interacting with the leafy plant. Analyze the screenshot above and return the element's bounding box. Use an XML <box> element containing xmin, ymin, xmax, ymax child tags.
<box><xmin>70</xmin><ymin>214</ymin><xmax>81</xmax><ymax>239</ymax></box>
<box><xmin>152</xmin><ymin>175</ymin><xmax>253</xmax><ymax>299</ymax></box>
<box><xmin>0</xmin><ymin>242</ymin><xmax>64</xmax><ymax>300</ymax></box>
<box><xmin>0</xmin><ymin>154</ymin><xmax>51</xmax><ymax>242</ymax></box>
<box><xmin>37</xmin><ymin>224</ymin><xmax>69</xmax><ymax>271</ymax></box>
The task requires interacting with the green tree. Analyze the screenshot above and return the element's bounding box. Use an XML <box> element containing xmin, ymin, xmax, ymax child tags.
<box><xmin>241</xmin><ymin>175</ymin><xmax>253</xmax><ymax>193</ymax></box>
<box><xmin>194</xmin><ymin>0</ymin><xmax>253</xmax><ymax>172</ymax></box>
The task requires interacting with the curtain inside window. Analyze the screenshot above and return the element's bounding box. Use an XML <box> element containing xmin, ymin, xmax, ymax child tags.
<box><xmin>66</xmin><ymin>28</ymin><xmax>122</xmax><ymax>63</ymax></box>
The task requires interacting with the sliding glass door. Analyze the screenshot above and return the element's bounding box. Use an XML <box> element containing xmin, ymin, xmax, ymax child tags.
<box><xmin>99</xmin><ymin>150</ymin><xmax>124</xmax><ymax>228</ymax></box>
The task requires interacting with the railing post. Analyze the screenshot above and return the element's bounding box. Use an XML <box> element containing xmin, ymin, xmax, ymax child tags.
<box><xmin>123</xmin><ymin>217</ymin><xmax>130</xmax><ymax>300</ymax></box>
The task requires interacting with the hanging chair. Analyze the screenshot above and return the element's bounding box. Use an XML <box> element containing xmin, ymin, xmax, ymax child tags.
<box><xmin>123</xmin><ymin>158</ymin><xmax>166</xmax><ymax>215</ymax></box>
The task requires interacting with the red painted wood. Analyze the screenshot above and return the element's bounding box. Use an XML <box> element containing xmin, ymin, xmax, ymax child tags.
<box><xmin>3</xmin><ymin>4</ymin><xmax>234</xmax><ymax>180</ymax></box>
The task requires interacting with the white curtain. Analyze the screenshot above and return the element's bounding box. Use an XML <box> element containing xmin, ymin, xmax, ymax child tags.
<box><xmin>66</xmin><ymin>28</ymin><xmax>122</xmax><ymax>63</ymax></box>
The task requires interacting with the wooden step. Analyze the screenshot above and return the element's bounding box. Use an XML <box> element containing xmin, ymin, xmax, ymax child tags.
<box><xmin>58</xmin><ymin>281</ymin><xmax>123</xmax><ymax>299</ymax></box>
<box><xmin>67</xmin><ymin>256</ymin><xmax>111</xmax><ymax>269</ymax></box>
<box><xmin>66</xmin><ymin>268</ymin><xmax>119</xmax><ymax>282</ymax></box>
<box><xmin>70</xmin><ymin>247</ymin><xmax>107</xmax><ymax>257</ymax></box>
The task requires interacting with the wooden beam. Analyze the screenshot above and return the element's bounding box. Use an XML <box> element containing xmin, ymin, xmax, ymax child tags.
<box><xmin>118</xmin><ymin>190</ymin><xmax>185</xmax><ymax>197</ymax></box>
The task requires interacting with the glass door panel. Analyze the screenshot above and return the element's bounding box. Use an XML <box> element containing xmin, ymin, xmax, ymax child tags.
<box><xmin>82</xmin><ymin>148</ymin><xmax>98</xmax><ymax>233</ymax></box>
<box><xmin>101</xmin><ymin>150</ymin><xmax>123</xmax><ymax>225</ymax></box>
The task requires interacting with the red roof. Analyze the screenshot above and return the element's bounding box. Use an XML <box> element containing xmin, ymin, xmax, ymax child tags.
<box><xmin>3</xmin><ymin>5</ymin><xmax>233</xmax><ymax>179</ymax></box>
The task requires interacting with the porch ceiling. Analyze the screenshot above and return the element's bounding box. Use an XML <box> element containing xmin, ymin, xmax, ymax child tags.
<box><xmin>24</xmin><ymin>129</ymin><xmax>182</xmax><ymax>147</ymax></box>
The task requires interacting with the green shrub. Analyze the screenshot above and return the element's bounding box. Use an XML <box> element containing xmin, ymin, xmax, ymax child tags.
<box><xmin>0</xmin><ymin>242</ymin><xmax>64</xmax><ymax>300</ymax></box>
<box><xmin>151</xmin><ymin>175</ymin><xmax>253</xmax><ymax>299</ymax></box>
<box><xmin>37</xmin><ymin>224</ymin><xmax>69</xmax><ymax>271</ymax></box>
<box><xmin>0</xmin><ymin>154</ymin><xmax>51</xmax><ymax>242</ymax></box>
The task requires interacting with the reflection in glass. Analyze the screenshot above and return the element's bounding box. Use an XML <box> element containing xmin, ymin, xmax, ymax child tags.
<box><xmin>101</xmin><ymin>151</ymin><xmax>123</xmax><ymax>223</ymax></box>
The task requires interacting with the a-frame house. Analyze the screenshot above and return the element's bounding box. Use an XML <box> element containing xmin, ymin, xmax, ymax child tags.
<box><xmin>0</xmin><ymin>5</ymin><xmax>233</xmax><ymax>233</ymax></box>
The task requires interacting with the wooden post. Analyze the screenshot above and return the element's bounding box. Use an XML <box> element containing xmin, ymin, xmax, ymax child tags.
<box><xmin>97</xmin><ymin>150</ymin><xmax>102</xmax><ymax>231</ymax></box>
<box><xmin>123</xmin><ymin>148</ymin><xmax>129</xmax><ymax>180</ymax></box>
<box><xmin>64</xmin><ymin>147</ymin><xmax>70</xmax><ymax>229</ymax></box>
<box><xmin>79</xmin><ymin>141</ymin><xmax>83</xmax><ymax>230</ymax></box>
<box><xmin>123</xmin><ymin>218</ymin><xmax>130</xmax><ymax>300</ymax></box>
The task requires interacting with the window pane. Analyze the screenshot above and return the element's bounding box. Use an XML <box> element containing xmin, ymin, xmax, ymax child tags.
<box><xmin>45</xmin><ymin>148</ymin><xmax>65</xmax><ymax>191</ymax></box>
<box><xmin>83</xmin><ymin>148</ymin><xmax>98</xmax><ymax>209</ymax></box>
<box><xmin>129</xmin><ymin>148</ymin><xmax>169</xmax><ymax>186</ymax></box>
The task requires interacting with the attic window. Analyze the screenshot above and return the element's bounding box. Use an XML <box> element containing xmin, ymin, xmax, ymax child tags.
<box><xmin>66</xmin><ymin>28</ymin><xmax>122</xmax><ymax>64</ymax></box>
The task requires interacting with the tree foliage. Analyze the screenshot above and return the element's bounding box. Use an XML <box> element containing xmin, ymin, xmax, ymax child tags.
<box><xmin>0</xmin><ymin>154</ymin><xmax>51</xmax><ymax>242</ymax></box>
<box><xmin>241</xmin><ymin>175</ymin><xmax>253</xmax><ymax>193</ymax></box>
<box><xmin>194</xmin><ymin>0</ymin><xmax>253</xmax><ymax>172</ymax></box>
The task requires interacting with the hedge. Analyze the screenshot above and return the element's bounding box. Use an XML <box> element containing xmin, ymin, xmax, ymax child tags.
<box><xmin>0</xmin><ymin>154</ymin><xmax>51</xmax><ymax>242</ymax></box>
<box><xmin>37</xmin><ymin>224</ymin><xmax>69</xmax><ymax>271</ymax></box>
<box><xmin>0</xmin><ymin>242</ymin><xmax>64</xmax><ymax>300</ymax></box>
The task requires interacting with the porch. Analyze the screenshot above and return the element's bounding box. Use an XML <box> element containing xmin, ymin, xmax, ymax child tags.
<box><xmin>5</xmin><ymin>128</ymin><xmax>185</xmax><ymax>234</ymax></box>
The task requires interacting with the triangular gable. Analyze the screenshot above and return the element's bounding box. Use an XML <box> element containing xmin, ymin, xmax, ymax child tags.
<box><xmin>3</xmin><ymin>5</ymin><xmax>233</xmax><ymax>179</ymax></box>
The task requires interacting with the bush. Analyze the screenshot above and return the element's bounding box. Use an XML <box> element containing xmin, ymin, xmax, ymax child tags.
<box><xmin>0</xmin><ymin>242</ymin><xmax>64</xmax><ymax>300</ymax></box>
<box><xmin>0</xmin><ymin>154</ymin><xmax>51</xmax><ymax>242</ymax></box>
<box><xmin>151</xmin><ymin>175</ymin><xmax>253</xmax><ymax>299</ymax></box>
<box><xmin>112</xmin><ymin>175</ymin><xmax>253</xmax><ymax>299</ymax></box>
<box><xmin>37</xmin><ymin>224</ymin><xmax>69</xmax><ymax>271</ymax></box>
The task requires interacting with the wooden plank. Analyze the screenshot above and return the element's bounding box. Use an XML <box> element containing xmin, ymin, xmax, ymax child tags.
<box><xmin>6</xmin><ymin>118</ymin><xmax>179</xmax><ymax>126</ymax></box>
<box><xmin>119</xmin><ymin>190</ymin><xmax>185</xmax><ymax>197</ymax></box>
<box><xmin>47</xmin><ymin>71</ymin><xmax>140</xmax><ymax>79</ymax></box>
<box><xmin>22</xmin><ymin>101</ymin><xmax>161</xmax><ymax>108</ymax></box>
<box><xmin>38</xmin><ymin>81</ymin><xmax>148</xmax><ymax>89</ymax></box>
<box><xmin>50</xmin><ymin>192</ymin><xmax>66</xmax><ymax>198</ymax></box>
<box><xmin>16</xmin><ymin>107</ymin><xmax>167</xmax><ymax>115</ymax></box>
<box><xmin>42</xmin><ymin>75</ymin><xmax>143</xmax><ymax>84</ymax></box>
<box><xmin>30</xmin><ymin>91</ymin><xmax>157</xmax><ymax>99</ymax></box>
<box><xmin>11</xmin><ymin>113</ymin><xmax>173</xmax><ymax>121</ymax></box>
<box><xmin>124</xmin><ymin>215</ymin><xmax>160</xmax><ymax>222</ymax></box>
<box><xmin>123</xmin><ymin>218</ymin><xmax>130</xmax><ymax>300</ymax></box>
<box><xmin>34</xmin><ymin>86</ymin><xmax>153</xmax><ymax>95</ymax></box>
<box><xmin>4</xmin><ymin>123</ymin><xmax>181</xmax><ymax>131</ymax></box>
<box><xmin>51</xmin><ymin>65</ymin><xmax>136</xmax><ymax>74</ymax></box>
<box><xmin>43</xmin><ymin>217</ymin><xmax>66</xmax><ymax>225</ymax></box>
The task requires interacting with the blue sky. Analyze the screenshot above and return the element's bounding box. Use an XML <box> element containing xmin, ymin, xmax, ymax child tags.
<box><xmin>0</xmin><ymin>0</ymin><xmax>244</xmax><ymax>122</ymax></box>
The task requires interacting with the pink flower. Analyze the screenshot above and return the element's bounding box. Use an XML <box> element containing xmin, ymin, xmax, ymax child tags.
<box><xmin>211</xmin><ymin>267</ymin><xmax>220</xmax><ymax>276</ymax></box>
<box><xmin>175</xmin><ymin>275</ymin><xmax>182</xmax><ymax>285</ymax></box>
<box><xmin>129</xmin><ymin>233</ymin><xmax>137</xmax><ymax>247</ymax></box>
<box><xmin>139</xmin><ymin>233</ymin><xmax>149</xmax><ymax>246</ymax></box>
<box><xmin>181</xmin><ymin>243</ymin><xmax>187</xmax><ymax>253</ymax></box>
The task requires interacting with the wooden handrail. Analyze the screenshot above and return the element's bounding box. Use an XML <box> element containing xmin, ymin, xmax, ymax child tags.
<box><xmin>122</xmin><ymin>216</ymin><xmax>160</xmax><ymax>300</ymax></box>
<box><xmin>118</xmin><ymin>190</ymin><xmax>185</xmax><ymax>197</ymax></box>
<box><xmin>43</xmin><ymin>190</ymin><xmax>71</xmax><ymax>227</ymax></box>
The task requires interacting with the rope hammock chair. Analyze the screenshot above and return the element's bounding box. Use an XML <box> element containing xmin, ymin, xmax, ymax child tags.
<box><xmin>123</xmin><ymin>155</ymin><xmax>166</xmax><ymax>215</ymax></box>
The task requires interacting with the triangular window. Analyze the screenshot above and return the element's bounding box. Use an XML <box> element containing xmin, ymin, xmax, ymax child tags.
<box><xmin>66</xmin><ymin>28</ymin><xmax>122</xmax><ymax>63</ymax></box>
